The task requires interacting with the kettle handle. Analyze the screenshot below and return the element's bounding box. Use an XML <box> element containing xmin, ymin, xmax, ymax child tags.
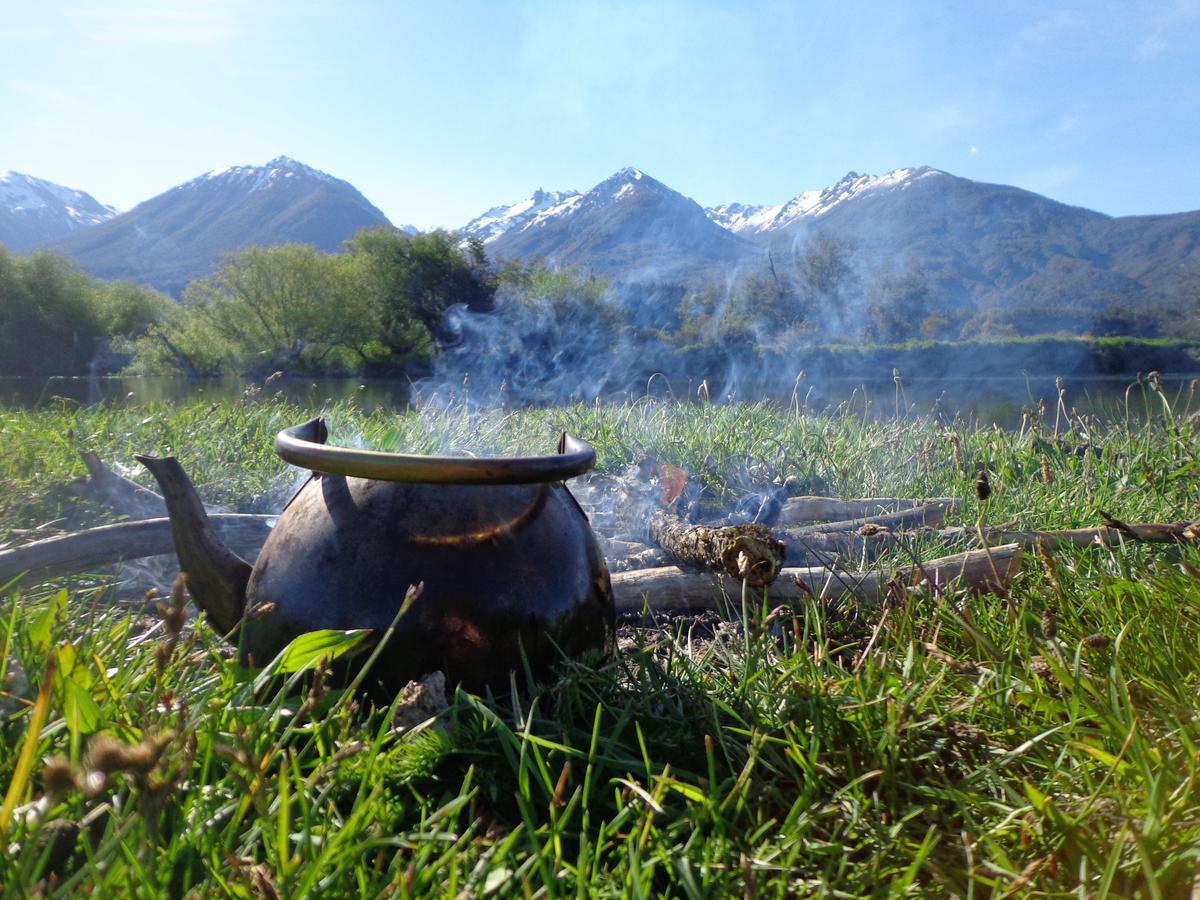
<box><xmin>275</xmin><ymin>418</ymin><xmax>595</xmax><ymax>484</ymax></box>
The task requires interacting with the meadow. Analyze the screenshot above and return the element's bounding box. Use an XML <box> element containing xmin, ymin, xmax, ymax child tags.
<box><xmin>1</xmin><ymin>382</ymin><xmax>1199</xmax><ymax>896</ymax></box>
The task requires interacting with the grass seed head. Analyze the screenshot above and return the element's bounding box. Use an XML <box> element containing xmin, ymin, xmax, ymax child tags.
<box><xmin>947</xmin><ymin>432</ymin><xmax>963</xmax><ymax>468</ymax></box>
<box><xmin>40</xmin><ymin>756</ymin><xmax>79</xmax><ymax>800</ymax></box>
<box><xmin>975</xmin><ymin>468</ymin><xmax>991</xmax><ymax>502</ymax></box>
<box><xmin>157</xmin><ymin>573</ymin><xmax>188</xmax><ymax>639</ymax></box>
<box><xmin>1040</xmin><ymin>611</ymin><xmax>1058</xmax><ymax>640</ymax></box>
<box><xmin>1029</xmin><ymin>655</ymin><xmax>1054</xmax><ymax>680</ymax></box>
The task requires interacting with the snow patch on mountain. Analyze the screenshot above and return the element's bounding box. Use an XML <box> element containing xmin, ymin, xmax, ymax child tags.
<box><xmin>184</xmin><ymin>155</ymin><xmax>341</xmax><ymax>195</ymax></box>
<box><xmin>0</xmin><ymin>171</ymin><xmax>118</xmax><ymax>224</ymax></box>
<box><xmin>462</xmin><ymin>168</ymin><xmax>690</xmax><ymax>245</ymax></box>
<box><xmin>460</xmin><ymin>188</ymin><xmax>581</xmax><ymax>243</ymax></box>
<box><xmin>707</xmin><ymin>167</ymin><xmax>945</xmax><ymax>234</ymax></box>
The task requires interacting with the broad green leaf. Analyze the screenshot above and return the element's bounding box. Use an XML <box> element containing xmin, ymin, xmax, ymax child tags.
<box><xmin>270</xmin><ymin>629</ymin><xmax>370</xmax><ymax>674</ymax></box>
<box><xmin>61</xmin><ymin>677</ymin><xmax>102</xmax><ymax>737</ymax></box>
<box><xmin>27</xmin><ymin>589</ymin><xmax>68</xmax><ymax>653</ymax></box>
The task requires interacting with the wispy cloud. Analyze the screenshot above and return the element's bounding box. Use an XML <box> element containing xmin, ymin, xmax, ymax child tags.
<box><xmin>63</xmin><ymin>2</ymin><xmax>234</xmax><ymax>43</ymax></box>
<box><xmin>1134</xmin><ymin>0</ymin><xmax>1200</xmax><ymax>61</ymax></box>
<box><xmin>3</xmin><ymin>80</ymin><xmax>73</xmax><ymax>106</ymax></box>
<box><xmin>1020</xmin><ymin>163</ymin><xmax>1083</xmax><ymax>196</ymax></box>
<box><xmin>1014</xmin><ymin>8</ymin><xmax>1093</xmax><ymax>47</ymax></box>
<box><xmin>920</xmin><ymin>103</ymin><xmax>975</xmax><ymax>135</ymax></box>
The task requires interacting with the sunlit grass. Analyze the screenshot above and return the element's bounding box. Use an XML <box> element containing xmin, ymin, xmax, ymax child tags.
<box><xmin>1</xmin><ymin>385</ymin><xmax>1199</xmax><ymax>894</ymax></box>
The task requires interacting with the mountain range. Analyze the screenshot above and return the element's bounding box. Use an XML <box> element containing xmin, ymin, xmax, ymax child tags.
<box><xmin>2</xmin><ymin>157</ymin><xmax>1197</xmax><ymax>336</ymax></box>
<box><xmin>35</xmin><ymin>157</ymin><xmax>393</xmax><ymax>297</ymax></box>
<box><xmin>0</xmin><ymin>171</ymin><xmax>117</xmax><ymax>253</ymax></box>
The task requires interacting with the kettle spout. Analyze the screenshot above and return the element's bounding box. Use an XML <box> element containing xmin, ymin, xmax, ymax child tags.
<box><xmin>136</xmin><ymin>455</ymin><xmax>251</xmax><ymax>636</ymax></box>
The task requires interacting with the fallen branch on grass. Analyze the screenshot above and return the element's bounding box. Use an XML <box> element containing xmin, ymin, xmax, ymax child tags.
<box><xmin>0</xmin><ymin>515</ymin><xmax>272</xmax><ymax>589</ymax></box>
<box><xmin>610</xmin><ymin>543</ymin><xmax>1023</xmax><ymax>612</ymax></box>
<box><xmin>791</xmin><ymin>500</ymin><xmax>957</xmax><ymax>535</ymax></box>
<box><xmin>1097</xmin><ymin>511</ymin><xmax>1200</xmax><ymax>544</ymax></box>
<box><xmin>68</xmin><ymin>451</ymin><xmax>168</xmax><ymax>520</ymax></box>
<box><xmin>784</xmin><ymin>519</ymin><xmax>1200</xmax><ymax>566</ymax></box>
<box><xmin>779</xmin><ymin>496</ymin><xmax>962</xmax><ymax>525</ymax></box>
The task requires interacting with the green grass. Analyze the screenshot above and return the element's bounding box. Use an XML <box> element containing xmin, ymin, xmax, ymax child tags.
<box><xmin>2</xmin><ymin>386</ymin><xmax>1200</xmax><ymax>895</ymax></box>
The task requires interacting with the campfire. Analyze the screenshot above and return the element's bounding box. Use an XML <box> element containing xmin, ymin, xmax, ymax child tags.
<box><xmin>5</xmin><ymin>428</ymin><xmax>1199</xmax><ymax>688</ymax></box>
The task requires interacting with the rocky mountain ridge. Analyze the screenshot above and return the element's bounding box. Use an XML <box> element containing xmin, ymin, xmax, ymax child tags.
<box><xmin>3</xmin><ymin>158</ymin><xmax>1197</xmax><ymax>338</ymax></box>
<box><xmin>0</xmin><ymin>171</ymin><xmax>118</xmax><ymax>252</ymax></box>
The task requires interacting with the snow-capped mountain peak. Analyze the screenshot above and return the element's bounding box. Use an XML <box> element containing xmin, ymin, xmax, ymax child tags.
<box><xmin>188</xmin><ymin>156</ymin><xmax>341</xmax><ymax>195</ymax></box>
<box><xmin>460</xmin><ymin>188</ymin><xmax>582</xmax><ymax>244</ymax></box>
<box><xmin>0</xmin><ymin>171</ymin><xmax>118</xmax><ymax>222</ymax></box>
<box><xmin>461</xmin><ymin>167</ymin><xmax>703</xmax><ymax>247</ymax></box>
<box><xmin>0</xmin><ymin>171</ymin><xmax>118</xmax><ymax>252</ymax></box>
<box><xmin>706</xmin><ymin>166</ymin><xmax>946</xmax><ymax>234</ymax></box>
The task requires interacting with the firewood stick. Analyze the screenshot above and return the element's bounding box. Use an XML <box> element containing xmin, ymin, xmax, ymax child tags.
<box><xmin>780</xmin><ymin>521</ymin><xmax>1200</xmax><ymax>566</ymax></box>
<box><xmin>792</xmin><ymin>501</ymin><xmax>956</xmax><ymax>535</ymax></box>
<box><xmin>779</xmin><ymin>496</ymin><xmax>962</xmax><ymax>525</ymax></box>
<box><xmin>610</xmin><ymin>544</ymin><xmax>1022</xmax><ymax>612</ymax></box>
<box><xmin>1097</xmin><ymin>512</ymin><xmax>1200</xmax><ymax>544</ymax></box>
<box><xmin>0</xmin><ymin>515</ymin><xmax>273</xmax><ymax>589</ymax></box>
<box><xmin>68</xmin><ymin>451</ymin><xmax>168</xmax><ymax>520</ymax></box>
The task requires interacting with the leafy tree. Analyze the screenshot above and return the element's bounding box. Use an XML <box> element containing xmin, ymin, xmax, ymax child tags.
<box><xmin>0</xmin><ymin>250</ymin><xmax>98</xmax><ymax>374</ymax></box>
<box><xmin>345</xmin><ymin>228</ymin><xmax>496</xmax><ymax>373</ymax></box>
<box><xmin>91</xmin><ymin>281</ymin><xmax>173</xmax><ymax>337</ymax></box>
<box><xmin>792</xmin><ymin>234</ymin><xmax>858</xmax><ymax>340</ymax></box>
<box><xmin>862</xmin><ymin>266</ymin><xmax>932</xmax><ymax>343</ymax></box>
<box><xmin>129</xmin><ymin>244</ymin><xmax>380</xmax><ymax>375</ymax></box>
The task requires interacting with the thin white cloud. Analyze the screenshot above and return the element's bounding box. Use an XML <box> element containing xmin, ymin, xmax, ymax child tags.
<box><xmin>920</xmin><ymin>103</ymin><xmax>975</xmax><ymax>135</ymax></box>
<box><xmin>1020</xmin><ymin>163</ymin><xmax>1083</xmax><ymax>196</ymax></box>
<box><xmin>3</xmin><ymin>80</ymin><xmax>73</xmax><ymax>106</ymax></box>
<box><xmin>63</xmin><ymin>1</ymin><xmax>234</xmax><ymax>43</ymax></box>
<box><xmin>88</xmin><ymin>25</ymin><xmax>230</xmax><ymax>42</ymax></box>
<box><xmin>1015</xmin><ymin>8</ymin><xmax>1092</xmax><ymax>46</ymax></box>
<box><xmin>1135</xmin><ymin>0</ymin><xmax>1200</xmax><ymax>61</ymax></box>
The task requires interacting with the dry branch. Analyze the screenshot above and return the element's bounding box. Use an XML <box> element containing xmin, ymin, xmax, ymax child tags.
<box><xmin>779</xmin><ymin>520</ymin><xmax>1200</xmax><ymax>566</ymax></box>
<box><xmin>610</xmin><ymin>543</ymin><xmax>1022</xmax><ymax>612</ymax></box>
<box><xmin>68</xmin><ymin>451</ymin><xmax>168</xmax><ymax>519</ymax></box>
<box><xmin>0</xmin><ymin>515</ymin><xmax>273</xmax><ymax>589</ymax></box>
<box><xmin>792</xmin><ymin>501</ymin><xmax>956</xmax><ymax>535</ymax></box>
<box><xmin>1097</xmin><ymin>511</ymin><xmax>1200</xmax><ymax>544</ymax></box>
<box><xmin>779</xmin><ymin>496</ymin><xmax>962</xmax><ymax>525</ymax></box>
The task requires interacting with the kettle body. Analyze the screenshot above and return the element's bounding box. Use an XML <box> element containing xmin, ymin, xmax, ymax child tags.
<box><xmin>141</xmin><ymin>418</ymin><xmax>615</xmax><ymax>693</ymax></box>
<box><xmin>242</xmin><ymin>473</ymin><xmax>614</xmax><ymax>690</ymax></box>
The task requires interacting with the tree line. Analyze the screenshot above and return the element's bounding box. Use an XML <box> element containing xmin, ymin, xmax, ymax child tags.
<box><xmin>2</xmin><ymin>226</ymin><xmax>1190</xmax><ymax>379</ymax></box>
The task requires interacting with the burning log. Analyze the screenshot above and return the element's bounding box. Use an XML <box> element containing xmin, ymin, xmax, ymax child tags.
<box><xmin>779</xmin><ymin>496</ymin><xmax>962</xmax><ymax>526</ymax></box>
<box><xmin>610</xmin><ymin>543</ymin><xmax>1023</xmax><ymax>612</ymax></box>
<box><xmin>68</xmin><ymin>451</ymin><xmax>168</xmax><ymax>520</ymax></box>
<box><xmin>648</xmin><ymin>512</ymin><xmax>785</xmax><ymax>587</ymax></box>
<box><xmin>649</xmin><ymin>503</ymin><xmax>955</xmax><ymax>576</ymax></box>
<box><xmin>0</xmin><ymin>515</ymin><xmax>272</xmax><ymax>589</ymax></box>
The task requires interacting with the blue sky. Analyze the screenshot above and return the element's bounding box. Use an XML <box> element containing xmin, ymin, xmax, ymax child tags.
<box><xmin>2</xmin><ymin>0</ymin><xmax>1198</xmax><ymax>227</ymax></box>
